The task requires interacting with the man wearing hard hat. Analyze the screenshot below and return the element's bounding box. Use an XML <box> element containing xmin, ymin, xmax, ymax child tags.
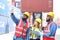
<box><xmin>43</xmin><ymin>12</ymin><xmax>57</xmax><ymax>40</ymax></box>
<box><xmin>30</xmin><ymin>18</ymin><xmax>41</xmax><ymax>40</ymax></box>
<box><xmin>11</xmin><ymin>12</ymin><xmax>30</xmax><ymax>40</ymax></box>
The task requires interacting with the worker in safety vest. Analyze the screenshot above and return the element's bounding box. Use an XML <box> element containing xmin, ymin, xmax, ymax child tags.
<box><xmin>30</xmin><ymin>18</ymin><xmax>41</xmax><ymax>40</ymax></box>
<box><xmin>11</xmin><ymin>12</ymin><xmax>30</xmax><ymax>40</ymax></box>
<box><xmin>43</xmin><ymin>12</ymin><xmax>57</xmax><ymax>40</ymax></box>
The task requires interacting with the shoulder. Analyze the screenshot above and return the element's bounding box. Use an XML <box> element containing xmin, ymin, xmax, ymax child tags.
<box><xmin>52</xmin><ymin>22</ymin><xmax>57</xmax><ymax>25</ymax></box>
<box><xmin>51</xmin><ymin>22</ymin><xmax>57</xmax><ymax>28</ymax></box>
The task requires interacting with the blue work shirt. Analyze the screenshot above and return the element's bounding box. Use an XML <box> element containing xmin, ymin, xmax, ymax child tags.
<box><xmin>11</xmin><ymin>14</ymin><xmax>30</xmax><ymax>40</ymax></box>
<box><xmin>43</xmin><ymin>22</ymin><xmax>57</xmax><ymax>37</ymax></box>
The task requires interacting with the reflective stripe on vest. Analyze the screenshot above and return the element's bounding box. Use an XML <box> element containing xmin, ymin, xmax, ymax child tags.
<box><xmin>44</xmin><ymin>22</ymin><xmax>55</xmax><ymax>39</ymax></box>
<box><xmin>15</xmin><ymin>19</ymin><xmax>29</xmax><ymax>38</ymax></box>
<box><xmin>30</xmin><ymin>26</ymin><xmax>40</xmax><ymax>39</ymax></box>
<box><xmin>44</xmin><ymin>22</ymin><xmax>53</xmax><ymax>33</ymax></box>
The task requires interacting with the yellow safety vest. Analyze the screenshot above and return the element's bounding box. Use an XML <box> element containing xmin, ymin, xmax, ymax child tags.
<box><xmin>30</xmin><ymin>26</ymin><xmax>40</xmax><ymax>39</ymax></box>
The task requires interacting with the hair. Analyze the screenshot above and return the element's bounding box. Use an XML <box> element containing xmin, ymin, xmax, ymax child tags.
<box><xmin>37</xmin><ymin>22</ymin><xmax>40</xmax><ymax>29</ymax></box>
<box><xmin>25</xmin><ymin>14</ymin><xmax>28</xmax><ymax>18</ymax></box>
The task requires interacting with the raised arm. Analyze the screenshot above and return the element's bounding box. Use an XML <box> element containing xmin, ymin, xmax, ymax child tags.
<box><xmin>11</xmin><ymin>13</ymin><xmax>19</xmax><ymax>24</ymax></box>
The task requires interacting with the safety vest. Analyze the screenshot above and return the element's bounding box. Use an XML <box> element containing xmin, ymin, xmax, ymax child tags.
<box><xmin>43</xmin><ymin>22</ymin><xmax>55</xmax><ymax>40</ymax></box>
<box><xmin>15</xmin><ymin>19</ymin><xmax>29</xmax><ymax>39</ymax></box>
<box><xmin>44</xmin><ymin>22</ymin><xmax>53</xmax><ymax>33</ymax></box>
<box><xmin>30</xmin><ymin>26</ymin><xmax>40</xmax><ymax>39</ymax></box>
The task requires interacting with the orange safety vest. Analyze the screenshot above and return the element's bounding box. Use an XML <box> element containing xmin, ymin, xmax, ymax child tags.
<box><xmin>43</xmin><ymin>22</ymin><xmax>55</xmax><ymax>40</ymax></box>
<box><xmin>15</xmin><ymin>19</ymin><xmax>29</xmax><ymax>38</ymax></box>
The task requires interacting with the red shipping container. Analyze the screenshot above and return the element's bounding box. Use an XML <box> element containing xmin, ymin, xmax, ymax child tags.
<box><xmin>21</xmin><ymin>0</ymin><xmax>53</xmax><ymax>12</ymax></box>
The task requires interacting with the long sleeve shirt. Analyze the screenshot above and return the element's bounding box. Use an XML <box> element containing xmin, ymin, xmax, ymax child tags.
<box><xmin>43</xmin><ymin>22</ymin><xmax>57</xmax><ymax>37</ymax></box>
<box><xmin>11</xmin><ymin>13</ymin><xmax>30</xmax><ymax>40</ymax></box>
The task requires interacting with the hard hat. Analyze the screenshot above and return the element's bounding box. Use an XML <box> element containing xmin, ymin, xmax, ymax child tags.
<box><xmin>35</xmin><ymin>18</ymin><xmax>41</xmax><ymax>24</ymax></box>
<box><xmin>47</xmin><ymin>12</ymin><xmax>54</xmax><ymax>18</ymax></box>
<box><xmin>24</xmin><ymin>12</ymin><xmax>30</xmax><ymax>18</ymax></box>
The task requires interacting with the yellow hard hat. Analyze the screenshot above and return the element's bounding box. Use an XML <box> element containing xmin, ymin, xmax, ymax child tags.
<box><xmin>35</xmin><ymin>18</ymin><xmax>41</xmax><ymax>24</ymax></box>
<box><xmin>47</xmin><ymin>12</ymin><xmax>54</xmax><ymax>18</ymax></box>
<box><xmin>24</xmin><ymin>12</ymin><xmax>30</xmax><ymax>18</ymax></box>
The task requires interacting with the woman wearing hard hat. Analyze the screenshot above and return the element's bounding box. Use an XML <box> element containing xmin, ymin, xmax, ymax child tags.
<box><xmin>30</xmin><ymin>18</ymin><xmax>41</xmax><ymax>40</ymax></box>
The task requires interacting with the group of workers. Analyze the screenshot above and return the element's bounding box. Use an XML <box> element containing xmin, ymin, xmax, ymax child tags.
<box><xmin>10</xmin><ymin>12</ymin><xmax>57</xmax><ymax>40</ymax></box>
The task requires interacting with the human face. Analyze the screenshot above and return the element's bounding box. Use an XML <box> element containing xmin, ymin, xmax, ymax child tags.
<box><xmin>46</xmin><ymin>15</ymin><xmax>51</xmax><ymax>22</ymax></box>
<box><xmin>23</xmin><ymin>14</ymin><xmax>27</xmax><ymax>19</ymax></box>
<box><xmin>22</xmin><ymin>14</ymin><xmax>28</xmax><ymax>21</ymax></box>
<box><xmin>34</xmin><ymin>21</ymin><xmax>39</xmax><ymax>27</ymax></box>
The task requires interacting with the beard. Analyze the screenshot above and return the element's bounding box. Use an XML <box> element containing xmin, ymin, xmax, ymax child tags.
<box><xmin>22</xmin><ymin>18</ymin><xmax>27</xmax><ymax>22</ymax></box>
<box><xmin>46</xmin><ymin>19</ymin><xmax>50</xmax><ymax>22</ymax></box>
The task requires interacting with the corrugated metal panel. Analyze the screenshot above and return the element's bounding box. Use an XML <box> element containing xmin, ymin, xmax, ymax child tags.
<box><xmin>21</xmin><ymin>0</ymin><xmax>53</xmax><ymax>12</ymax></box>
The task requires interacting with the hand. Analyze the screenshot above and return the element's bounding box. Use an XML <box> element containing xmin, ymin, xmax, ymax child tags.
<box><xmin>39</xmin><ymin>31</ymin><xmax>43</xmax><ymax>36</ymax></box>
<box><xmin>10</xmin><ymin>9</ymin><xmax>14</xmax><ymax>15</ymax></box>
<box><xmin>11</xmin><ymin>13</ymin><xmax>14</xmax><ymax>15</ymax></box>
<box><xmin>10</xmin><ymin>8</ymin><xmax>14</xmax><ymax>13</ymax></box>
<box><xmin>42</xmin><ymin>27</ymin><xmax>44</xmax><ymax>30</ymax></box>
